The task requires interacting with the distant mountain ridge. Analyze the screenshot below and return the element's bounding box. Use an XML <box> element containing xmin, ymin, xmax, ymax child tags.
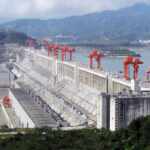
<box><xmin>1</xmin><ymin>3</ymin><xmax>150</xmax><ymax>42</ymax></box>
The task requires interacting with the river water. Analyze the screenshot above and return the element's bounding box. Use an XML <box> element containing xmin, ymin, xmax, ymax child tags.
<box><xmin>74</xmin><ymin>46</ymin><xmax>150</xmax><ymax>79</ymax></box>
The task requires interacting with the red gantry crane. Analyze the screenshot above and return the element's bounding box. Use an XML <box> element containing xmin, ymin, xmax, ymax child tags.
<box><xmin>124</xmin><ymin>56</ymin><xmax>143</xmax><ymax>80</ymax></box>
<box><xmin>68</xmin><ymin>47</ymin><xmax>75</xmax><ymax>61</ymax></box>
<box><xmin>43</xmin><ymin>40</ymin><xmax>54</xmax><ymax>57</ymax></box>
<box><xmin>88</xmin><ymin>49</ymin><xmax>104</xmax><ymax>69</ymax></box>
<box><xmin>43</xmin><ymin>41</ymin><xmax>75</xmax><ymax>61</ymax></box>
<box><xmin>124</xmin><ymin>56</ymin><xmax>135</xmax><ymax>80</ymax></box>
<box><xmin>53</xmin><ymin>44</ymin><xmax>60</xmax><ymax>59</ymax></box>
<box><xmin>43</xmin><ymin>40</ymin><xmax>60</xmax><ymax>58</ymax></box>
<box><xmin>133</xmin><ymin>58</ymin><xmax>143</xmax><ymax>80</ymax></box>
<box><xmin>60</xmin><ymin>45</ymin><xmax>75</xmax><ymax>62</ymax></box>
<box><xmin>60</xmin><ymin>45</ymin><xmax>68</xmax><ymax>62</ymax></box>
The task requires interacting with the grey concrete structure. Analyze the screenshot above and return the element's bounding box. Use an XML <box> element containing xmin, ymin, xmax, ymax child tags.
<box><xmin>5</xmin><ymin>107</ymin><xmax>21</xmax><ymax>128</ymax></box>
<box><xmin>0</xmin><ymin>105</ymin><xmax>8</xmax><ymax>127</ymax></box>
<box><xmin>0</xmin><ymin>88</ymin><xmax>9</xmax><ymax>99</ymax></box>
<box><xmin>0</xmin><ymin>64</ymin><xmax>10</xmax><ymax>88</ymax></box>
<box><xmin>10</xmin><ymin>89</ymin><xmax>62</xmax><ymax>128</ymax></box>
<box><xmin>9</xmin><ymin>47</ymin><xmax>150</xmax><ymax>130</ymax></box>
<box><xmin>97</xmin><ymin>93</ymin><xmax>110</xmax><ymax>129</ymax></box>
<box><xmin>97</xmin><ymin>91</ymin><xmax>150</xmax><ymax>131</ymax></box>
<box><xmin>110</xmin><ymin>92</ymin><xmax>150</xmax><ymax>130</ymax></box>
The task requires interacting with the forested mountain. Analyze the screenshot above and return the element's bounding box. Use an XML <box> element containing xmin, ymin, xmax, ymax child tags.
<box><xmin>1</xmin><ymin>3</ymin><xmax>150</xmax><ymax>42</ymax></box>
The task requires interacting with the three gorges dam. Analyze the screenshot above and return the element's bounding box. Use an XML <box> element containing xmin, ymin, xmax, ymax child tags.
<box><xmin>1</xmin><ymin>42</ymin><xmax>150</xmax><ymax>131</ymax></box>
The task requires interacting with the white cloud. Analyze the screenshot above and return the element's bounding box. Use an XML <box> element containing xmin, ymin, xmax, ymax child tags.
<box><xmin>0</xmin><ymin>0</ymin><xmax>150</xmax><ymax>20</ymax></box>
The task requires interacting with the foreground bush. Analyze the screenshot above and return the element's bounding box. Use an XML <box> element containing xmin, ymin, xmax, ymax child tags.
<box><xmin>0</xmin><ymin>116</ymin><xmax>150</xmax><ymax>150</ymax></box>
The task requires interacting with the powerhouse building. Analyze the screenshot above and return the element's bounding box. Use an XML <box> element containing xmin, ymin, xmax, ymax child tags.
<box><xmin>97</xmin><ymin>92</ymin><xmax>150</xmax><ymax>130</ymax></box>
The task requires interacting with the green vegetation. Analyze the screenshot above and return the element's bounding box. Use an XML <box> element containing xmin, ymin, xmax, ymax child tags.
<box><xmin>0</xmin><ymin>29</ymin><xmax>29</xmax><ymax>45</ymax></box>
<box><xmin>0</xmin><ymin>116</ymin><xmax>150</xmax><ymax>150</ymax></box>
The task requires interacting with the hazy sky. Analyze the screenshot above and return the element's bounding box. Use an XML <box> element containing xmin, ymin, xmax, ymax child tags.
<box><xmin>0</xmin><ymin>0</ymin><xmax>150</xmax><ymax>20</ymax></box>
